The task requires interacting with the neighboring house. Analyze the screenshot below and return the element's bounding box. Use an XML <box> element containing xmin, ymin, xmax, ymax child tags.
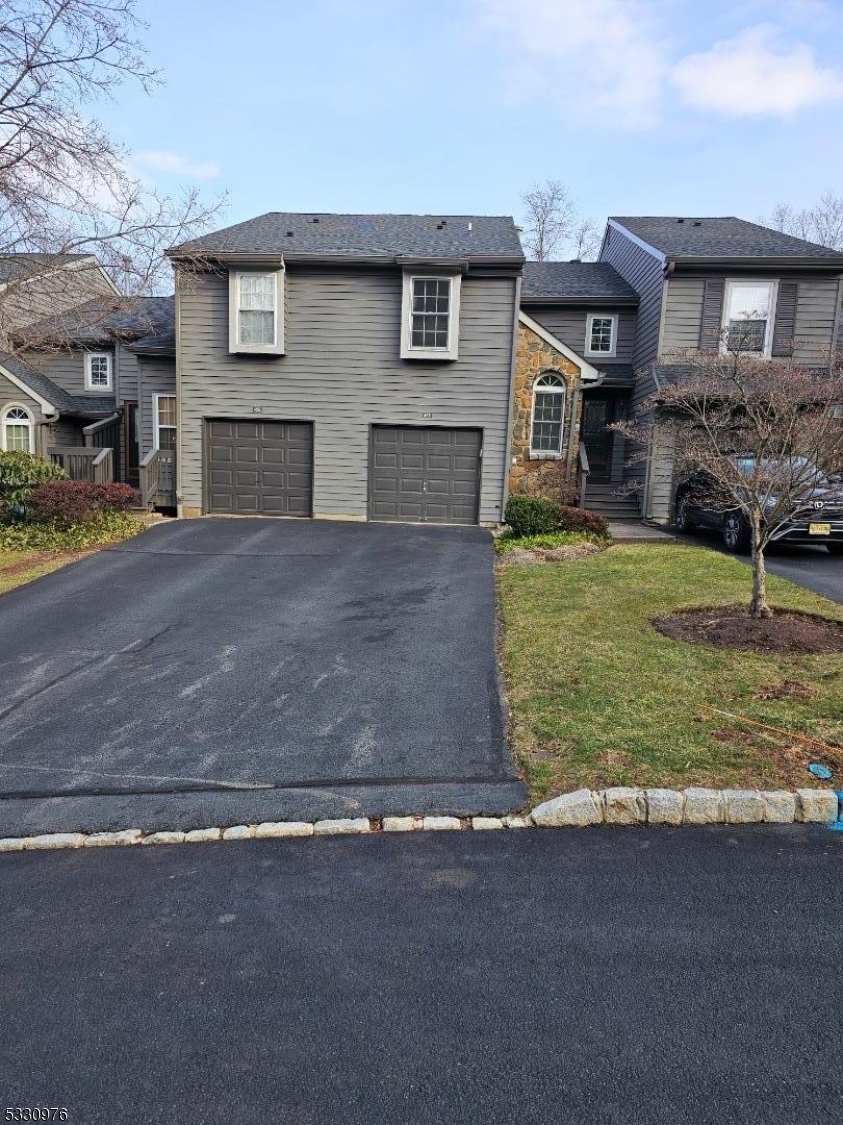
<box><xmin>167</xmin><ymin>213</ymin><xmax>524</xmax><ymax>523</ymax></box>
<box><xmin>0</xmin><ymin>253</ymin><xmax>175</xmax><ymax>500</ymax></box>
<box><xmin>599</xmin><ymin>217</ymin><xmax>843</xmax><ymax>522</ymax></box>
<box><xmin>515</xmin><ymin>261</ymin><xmax>641</xmax><ymax>519</ymax></box>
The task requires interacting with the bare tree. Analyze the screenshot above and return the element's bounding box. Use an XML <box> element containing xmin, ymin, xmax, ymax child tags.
<box><xmin>615</xmin><ymin>332</ymin><xmax>843</xmax><ymax>618</ymax></box>
<box><xmin>0</xmin><ymin>0</ymin><xmax>223</xmax><ymax>348</ymax></box>
<box><xmin>520</xmin><ymin>180</ymin><xmax>576</xmax><ymax>261</ymax></box>
<box><xmin>570</xmin><ymin>217</ymin><xmax>601</xmax><ymax>261</ymax></box>
<box><xmin>763</xmin><ymin>192</ymin><xmax>843</xmax><ymax>250</ymax></box>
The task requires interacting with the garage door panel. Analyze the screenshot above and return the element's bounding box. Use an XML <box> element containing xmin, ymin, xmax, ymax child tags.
<box><xmin>206</xmin><ymin>420</ymin><xmax>313</xmax><ymax>517</ymax></box>
<box><xmin>370</xmin><ymin>426</ymin><xmax>480</xmax><ymax>524</ymax></box>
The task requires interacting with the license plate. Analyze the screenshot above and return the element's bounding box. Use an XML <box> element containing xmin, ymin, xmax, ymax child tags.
<box><xmin>809</xmin><ymin>522</ymin><xmax>832</xmax><ymax>536</ymax></box>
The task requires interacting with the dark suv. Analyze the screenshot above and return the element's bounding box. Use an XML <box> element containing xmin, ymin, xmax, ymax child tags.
<box><xmin>673</xmin><ymin>458</ymin><xmax>843</xmax><ymax>555</ymax></box>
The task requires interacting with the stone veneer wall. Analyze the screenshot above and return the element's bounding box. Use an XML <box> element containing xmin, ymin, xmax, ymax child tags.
<box><xmin>508</xmin><ymin>323</ymin><xmax>584</xmax><ymax>502</ymax></box>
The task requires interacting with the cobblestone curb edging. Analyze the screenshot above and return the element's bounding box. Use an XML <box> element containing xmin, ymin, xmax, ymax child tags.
<box><xmin>0</xmin><ymin>788</ymin><xmax>839</xmax><ymax>852</ymax></box>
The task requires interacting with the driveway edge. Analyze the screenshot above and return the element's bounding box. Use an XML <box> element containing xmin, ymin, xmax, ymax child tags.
<box><xmin>0</xmin><ymin>787</ymin><xmax>839</xmax><ymax>851</ymax></box>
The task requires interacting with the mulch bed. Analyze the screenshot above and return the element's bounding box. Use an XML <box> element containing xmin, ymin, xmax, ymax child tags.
<box><xmin>653</xmin><ymin>605</ymin><xmax>843</xmax><ymax>655</ymax></box>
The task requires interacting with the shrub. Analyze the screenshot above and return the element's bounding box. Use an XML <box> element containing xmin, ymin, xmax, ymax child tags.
<box><xmin>557</xmin><ymin>505</ymin><xmax>610</xmax><ymax>538</ymax></box>
<box><xmin>504</xmin><ymin>495</ymin><xmax>562</xmax><ymax>537</ymax></box>
<box><xmin>0</xmin><ymin>451</ymin><xmax>66</xmax><ymax>513</ymax></box>
<box><xmin>0</xmin><ymin>510</ymin><xmax>142</xmax><ymax>551</ymax></box>
<box><xmin>27</xmin><ymin>480</ymin><xmax>136</xmax><ymax>527</ymax></box>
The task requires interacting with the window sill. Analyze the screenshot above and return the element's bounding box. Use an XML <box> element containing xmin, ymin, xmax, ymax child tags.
<box><xmin>529</xmin><ymin>452</ymin><xmax>563</xmax><ymax>461</ymax></box>
<box><xmin>401</xmin><ymin>348</ymin><xmax>458</xmax><ymax>362</ymax></box>
<box><xmin>585</xmin><ymin>351</ymin><xmax>617</xmax><ymax>360</ymax></box>
<box><xmin>229</xmin><ymin>345</ymin><xmax>285</xmax><ymax>357</ymax></box>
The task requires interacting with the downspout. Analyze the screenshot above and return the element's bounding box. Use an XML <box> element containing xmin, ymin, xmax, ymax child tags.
<box><xmin>500</xmin><ymin>275</ymin><xmax>522</xmax><ymax>523</ymax></box>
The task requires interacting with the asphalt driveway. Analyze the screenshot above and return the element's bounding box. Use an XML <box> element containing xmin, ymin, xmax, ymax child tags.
<box><xmin>0</xmin><ymin>519</ymin><xmax>524</xmax><ymax>834</ymax></box>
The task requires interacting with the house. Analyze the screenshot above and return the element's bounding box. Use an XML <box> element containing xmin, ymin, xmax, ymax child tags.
<box><xmin>4</xmin><ymin>211</ymin><xmax>842</xmax><ymax>530</ymax></box>
<box><xmin>598</xmin><ymin>217</ymin><xmax>843</xmax><ymax>522</ymax></box>
<box><xmin>166</xmin><ymin>213</ymin><xmax>524</xmax><ymax>522</ymax></box>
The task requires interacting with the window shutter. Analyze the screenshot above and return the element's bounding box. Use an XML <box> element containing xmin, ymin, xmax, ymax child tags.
<box><xmin>698</xmin><ymin>278</ymin><xmax>725</xmax><ymax>351</ymax></box>
<box><xmin>771</xmin><ymin>281</ymin><xmax>798</xmax><ymax>357</ymax></box>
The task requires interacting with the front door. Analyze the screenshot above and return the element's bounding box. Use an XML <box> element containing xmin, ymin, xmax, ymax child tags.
<box><xmin>125</xmin><ymin>402</ymin><xmax>140</xmax><ymax>486</ymax></box>
<box><xmin>581</xmin><ymin>395</ymin><xmax>615</xmax><ymax>481</ymax></box>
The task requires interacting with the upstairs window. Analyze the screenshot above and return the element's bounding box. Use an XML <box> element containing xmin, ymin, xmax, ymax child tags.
<box><xmin>229</xmin><ymin>269</ymin><xmax>285</xmax><ymax>354</ymax></box>
<box><xmin>530</xmin><ymin>372</ymin><xmax>566</xmax><ymax>457</ymax></box>
<box><xmin>401</xmin><ymin>273</ymin><xmax>461</xmax><ymax>360</ymax></box>
<box><xmin>586</xmin><ymin>314</ymin><xmax>617</xmax><ymax>357</ymax></box>
<box><xmin>722</xmin><ymin>280</ymin><xmax>776</xmax><ymax>355</ymax></box>
<box><xmin>85</xmin><ymin>352</ymin><xmax>112</xmax><ymax>391</ymax></box>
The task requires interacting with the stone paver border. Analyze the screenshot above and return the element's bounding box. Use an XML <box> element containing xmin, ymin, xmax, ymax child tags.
<box><xmin>0</xmin><ymin>787</ymin><xmax>839</xmax><ymax>853</ymax></box>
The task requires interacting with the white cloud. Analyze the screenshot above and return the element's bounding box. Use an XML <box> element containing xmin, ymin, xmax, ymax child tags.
<box><xmin>671</xmin><ymin>25</ymin><xmax>843</xmax><ymax>116</ymax></box>
<box><xmin>134</xmin><ymin>150</ymin><xmax>220</xmax><ymax>179</ymax></box>
<box><xmin>476</xmin><ymin>0</ymin><xmax>667</xmax><ymax>129</ymax></box>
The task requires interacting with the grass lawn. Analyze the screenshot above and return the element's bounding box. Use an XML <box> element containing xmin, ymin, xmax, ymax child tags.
<box><xmin>498</xmin><ymin>543</ymin><xmax>843</xmax><ymax>802</ymax></box>
<box><xmin>0</xmin><ymin>550</ymin><xmax>88</xmax><ymax>594</ymax></box>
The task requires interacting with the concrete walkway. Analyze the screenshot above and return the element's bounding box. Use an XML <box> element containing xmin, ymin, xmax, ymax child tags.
<box><xmin>608</xmin><ymin>520</ymin><xmax>677</xmax><ymax>542</ymax></box>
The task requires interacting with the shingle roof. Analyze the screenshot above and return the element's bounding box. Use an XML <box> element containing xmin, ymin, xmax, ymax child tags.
<box><xmin>127</xmin><ymin>297</ymin><xmax>175</xmax><ymax>355</ymax></box>
<box><xmin>521</xmin><ymin>261</ymin><xmax>637</xmax><ymax>299</ymax></box>
<box><xmin>611</xmin><ymin>217</ymin><xmax>843</xmax><ymax>261</ymax></box>
<box><xmin>23</xmin><ymin>295</ymin><xmax>174</xmax><ymax>345</ymax></box>
<box><xmin>0</xmin><ymin>350</ymin><xmax>116</xmax><ymax>416</ymax></box>
<box><xmin>171</xmin><ymin>212</ymin><xmax>525</xmax><ymax>262</ymax></box>
<box><xmin>0</xmin><ymin>253</ymin><xmax>92</xmax><ymax>285</ymax></box>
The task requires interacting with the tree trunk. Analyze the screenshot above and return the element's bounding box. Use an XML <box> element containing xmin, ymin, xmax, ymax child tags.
<box><xmin>749</xmin><ymin>515</ymin><xmax>772</xmax><ymax>619</ymax></box>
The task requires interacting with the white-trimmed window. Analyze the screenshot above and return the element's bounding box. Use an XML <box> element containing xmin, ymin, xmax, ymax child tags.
<box><xmin>85</xmin><ymin>351</ymin><xmax>112</xmax><ymax>391</ymax></box>
<box><xmin>586</xmin><ymin>313</ymin><xmax>617</xmax><ymax>357</ymax></box>
<box><xmin>722</xmin><ymin>280</ymin><xmax>777</xmax><ymax>356</ymax></box>
<box><xmin>1</xmin><ymin>404</ymin><xmax>34</xmax><ymax>452</ymax></box>
<box><xmin>530</xmin><ymin>372</ymin><xmax>566</xmax><ymax>457</ymax></box>
<box><xmin>153</xmin><ymin>394</ymin><xmax>177</xmax><ymax>451</ymax></box>
<box><xmin>229</xmin><ymin>269</ymin><xmax>285</xmax><ymax>354</ymax></box>
<box><xmin>400</xmin><ymin>273</ymin><xmax>461</xmax><ymax>360</ymax></box>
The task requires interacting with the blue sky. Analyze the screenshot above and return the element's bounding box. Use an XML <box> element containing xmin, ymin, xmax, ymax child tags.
<box><xmin>101</xmin><ymin>0</ymin><xmax>843</xmax><ymax>237</ymax></box>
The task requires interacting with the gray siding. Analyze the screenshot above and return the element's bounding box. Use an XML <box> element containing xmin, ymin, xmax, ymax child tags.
<box><xmin>662</xmin><ymin>276</ymin><xmax>705</xmax><ymax>353</ymax></box>
<box><xmin>521</xmin><ymin>304</ymin><xmax>636</xmax><ymax>364</ymax></box>
<box><xmin>177</xmin><ymin>266</ymin><xmax>517</xmax><ymax>522</ymax></box>
<box><xmin>645</xmin><ymin>414</ymin><xmax>678</xmax><ymax>524</ymax></box>
<box><xmin>137</xmin><ymin>356</ymin><xmax>176</xmax><ymax>454</ymax></box>
<box><xmin>0</xmin><ymin>264</ymin><xmax>115</xmax><ymax>342</ymax></box>
<box><xmin>19</xmin><ymin>346</ymin><xmax>115</xmax><ymax>400</ymax></box>
<box><xmin>115</xmin><ymin>343</ymin><xmax>139</xmax><ymax>403</ymax></box>
<box><xmin>662</xmin><ymin>271</ymin><xmax>842</xmax><ymax>363</ymax></box>
<box><xmin>599</xmin><ymin>225</ymin><xmax>665</xmax><ymax>368</ymax></box>
<box><xmin>793</xmin><ymin>277</ymin><xmax>841</xmax><ymax>364</ymax></box>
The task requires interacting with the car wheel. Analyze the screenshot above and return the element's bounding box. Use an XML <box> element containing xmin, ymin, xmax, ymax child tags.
<box><xmin>674</xmin><ymin>495</ymin><xmax>695</xmax><ymax>533</ymax></box>
<box><xmin>826</xmin><ymin>542</ymin><xmax>843</xmax><ymax>556</ymax></box>
<box><xmin>722</xmin><ymin>513</ymin><xmax>750</xmax><ymax>553</ymax></box>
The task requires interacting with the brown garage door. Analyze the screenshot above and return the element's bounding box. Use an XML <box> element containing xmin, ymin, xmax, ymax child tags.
<box><xmin>369</xmin><ymin>426</ymin><xmax>481</xmax><ymax>524</ymax></box>
<box><xmin>206</xmin><ymin>420</ymin><xmax>313</xmax><ymax>516</ymax></box>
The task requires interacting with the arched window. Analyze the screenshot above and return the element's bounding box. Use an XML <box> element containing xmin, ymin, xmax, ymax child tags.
<box><xmin>530</xmin><ymin>373</ymin><xmax>566</xmax><ymax>456</ymax></box>
<box><xmin>1</xmin><ymin>405</ymin><xmax>34</xmax><ymax>453</ymax></box>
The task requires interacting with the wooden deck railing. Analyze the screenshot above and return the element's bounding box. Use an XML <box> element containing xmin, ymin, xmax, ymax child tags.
<box><xmin>138</xmin><ymin>448</ymin><xmax>176</xmax><ymax>509</ymax></box>
<box><xmin>48</xmin><ymin>446</ymin><xmax>114</xmax><ymax>484</ymax></box>
<box><xmin>83</xmin><ymin>412</ymin><xmax>122</xmax><ymax>481</ymax></box>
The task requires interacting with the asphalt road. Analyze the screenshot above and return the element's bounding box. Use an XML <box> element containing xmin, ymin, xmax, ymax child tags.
<box><xmin>0</xmin><ymin>519</ymin><xmax>523</xmax><ymax>835</ymax></box>
<box><xmin>2</xmin><ymin>826</ymin><xmax>841</xmax><ymax>1124</ymax></box>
